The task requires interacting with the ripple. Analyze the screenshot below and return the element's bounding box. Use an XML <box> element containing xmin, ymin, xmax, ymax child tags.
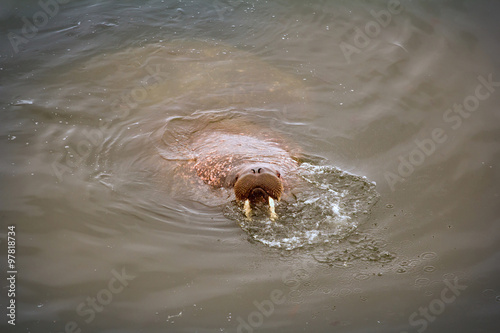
<box><xmin>354</xmin><ymin>273</ymin><xmax>371</xmax><ymax>281</ymax></box>
<box><xmin>442</xmin><ymin>273</ymin><xmax>457</xmax><ymax>281</ymax></box>
<box><xmin>371</xmin><ymin>239</ymin><xmax>388</xmax><ymax>248</ymax></box>
<box><xmin>415</xmin><ymin>278</ymin><xmax>430</xmax><ymax>287</ymax></box>
<box><xmin>420</xmin><ymin>252</ymin><xmax>438</xmax><ymax>260</ymax></box>
<box><xmin>331</xmin><ymin>261</ymin><xmax>354</xmax><ymax>268</ymax></box>
<box><xmin>482</xmin><ymin>289</ymin><xmax>496</xmax><ymax>298</ymax></box>
<box><xmin>408</xmin><ymin>259</ymin><xmax>421</xmax><ymax>267</ymax></box>
<box><xmin>339</xmin><ymin>288</ymin><xmax>352</xmax><ymax>296</ymax></box>
<box><xmin>319</xmin><ymin>286</ymin><xmax>332</xmax><ymax>294</ymax></box>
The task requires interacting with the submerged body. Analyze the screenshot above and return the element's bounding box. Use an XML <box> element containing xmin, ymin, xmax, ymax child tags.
<box><xmin>186</xmin><ymin>126</ymin><xmax>300</xmax><ymax>219</ymax></box>
<box><xmin>141</xmin><ymin>40</ymin><xmax>308</xmax><ymax>218</ymax></box>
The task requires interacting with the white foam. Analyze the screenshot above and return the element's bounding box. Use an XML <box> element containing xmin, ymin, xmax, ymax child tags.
<box><xmin>228</xmin><ymin>163</ymin><xmax>379</xmax><ymax>250</ymax></box>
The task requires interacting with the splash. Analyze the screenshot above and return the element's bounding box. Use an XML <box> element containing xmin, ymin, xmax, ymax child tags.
<box><xmin>224</xmin><ymin>163</ymin><xmax>380</xmax><ymax>250</ymax></box>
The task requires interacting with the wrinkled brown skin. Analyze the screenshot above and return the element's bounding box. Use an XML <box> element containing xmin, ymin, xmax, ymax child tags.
<box><xmin>195</xmin><ymin>159</ymin><xmax>285</xmax><ymax>204</ymax></box>
<box><xmin>190</xmin><ymin>130</ymin><xmax>297</xmax><ymax>206</ymax></box>
<box><xmin>232</xmin><ymin>165</ymin><xmax>283</xmax><ymax>203</ymax></box>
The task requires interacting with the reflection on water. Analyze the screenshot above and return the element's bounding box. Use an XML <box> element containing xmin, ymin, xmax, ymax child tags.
<box><xmin>1</xmin><ymin>0</ymin><xmax>500</xmax><ymax>332</ymax></box>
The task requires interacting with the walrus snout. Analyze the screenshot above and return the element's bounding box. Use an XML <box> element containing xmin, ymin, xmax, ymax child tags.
<box><xmin>233</xmin><ymin>166</ymin><xmax>283</xmax><ymax>203</ymax></box>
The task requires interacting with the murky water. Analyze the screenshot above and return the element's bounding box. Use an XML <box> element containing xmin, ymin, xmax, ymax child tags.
<box><xmin>1</xmin><ymin>1</ymin><xmax>500</xmax><ymax>332</ymax></box>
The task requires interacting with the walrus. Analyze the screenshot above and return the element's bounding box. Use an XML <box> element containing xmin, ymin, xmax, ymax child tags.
<box><xmin>176</xmin><ymin>118</ymin><xmax>300</xmax><ymax>220</ymax></box>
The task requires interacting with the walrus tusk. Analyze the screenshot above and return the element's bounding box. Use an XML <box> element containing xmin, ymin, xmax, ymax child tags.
<box><xmin>269</xmin><ymin>197</ymin><xmax>278</xmax><ymax>221</ymax></box>
<box><xmin>244</xmin><ymin>199</ymin><xmax>252</xmax><ymax>219</ymax></box>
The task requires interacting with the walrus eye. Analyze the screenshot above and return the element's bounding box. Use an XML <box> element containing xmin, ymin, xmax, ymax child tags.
<box><xmin>276</xmin><ymin>171</ymin><xmax>281</xmax><ymax>178</ymax></box>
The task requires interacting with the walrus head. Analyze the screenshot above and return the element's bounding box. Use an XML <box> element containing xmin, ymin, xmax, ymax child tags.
<box><xmin>232</xmin><ymin>165</ymin><xmax>283</xmax><ymax>203</ymax></box>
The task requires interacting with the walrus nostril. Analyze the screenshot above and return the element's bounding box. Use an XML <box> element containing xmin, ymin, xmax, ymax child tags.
<box><xmin>233</xmin><ymin>169</ymin><xmax>284</xmax><ymax>203</ymax></box>
<box><xmin>249</xmin><ymin>167</ymin><xmax>267</xmax><ymax>174</ymax></box>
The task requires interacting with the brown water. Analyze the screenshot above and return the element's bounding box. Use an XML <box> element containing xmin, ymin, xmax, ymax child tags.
<box><xmin>1</xmin><ymin>1</ymin><xmax>500</xmax><ymax>332</ymax></box>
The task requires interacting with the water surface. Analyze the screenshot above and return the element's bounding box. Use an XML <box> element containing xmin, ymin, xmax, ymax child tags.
<box><xmin>1</xmin><ymin>1</ymin><xmax>499</xmax><ymax>332</ymax></box>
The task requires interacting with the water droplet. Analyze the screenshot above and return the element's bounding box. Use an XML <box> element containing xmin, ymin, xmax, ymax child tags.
<box><xmin>423</xmin><ymin>266</ymin><xmax>435</xmax><ymax>273</ymax></box>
